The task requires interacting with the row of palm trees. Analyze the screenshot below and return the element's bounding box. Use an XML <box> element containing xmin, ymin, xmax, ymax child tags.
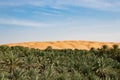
<box><xmin>0</xmin><ymin>45</ymin><xmax>120</xmax><ymax>80</ymax></box>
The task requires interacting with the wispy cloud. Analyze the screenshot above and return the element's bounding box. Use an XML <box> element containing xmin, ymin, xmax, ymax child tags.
<box><xmin>0</xmin><ymin>17</ymin><xmax>120</xmax><ymax>29</ymax></box>
<box><xmin>0</xmin><ymin>0</ymin><xmax>120</xmax><ymax>11</ymax></box>
<box><xmin>0</xmin><ymin>18</ymin><xmax>47</xmax><ymax>27</ymax></box>
<box><xmin>0</xmin><ymin>17</ymin><xmax>120</xmax><ymax>43</ymax></box>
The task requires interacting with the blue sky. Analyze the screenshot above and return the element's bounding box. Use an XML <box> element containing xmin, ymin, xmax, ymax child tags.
<box><xmin>0</xmin><ymin>0</ymin><xmax>120</xmax><ymax>44</ymax></box>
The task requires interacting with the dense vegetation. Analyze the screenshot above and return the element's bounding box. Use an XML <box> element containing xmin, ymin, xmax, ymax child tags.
<box><xmin>0</xmin><ymin>45</ymin><xmax>120</xmax><ymax>80</ymax></box>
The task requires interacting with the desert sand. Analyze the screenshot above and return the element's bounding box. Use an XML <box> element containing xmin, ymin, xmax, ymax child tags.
<box><xmin>2</xmin><ymin>40</ymin><xmax>120</xmax><ymax>50</ymax></box>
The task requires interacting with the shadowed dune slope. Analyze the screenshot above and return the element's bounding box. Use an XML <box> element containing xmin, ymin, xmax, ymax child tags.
<box><xmin>2</xmin><ymin>40</ymin><xmax>120</xmax><ymax>50</ymax></box>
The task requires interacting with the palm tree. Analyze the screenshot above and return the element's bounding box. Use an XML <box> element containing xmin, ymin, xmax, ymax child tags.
<box><xmin>112</xmin><ymin>44</ymin><xmax>119</xmax><ymax>51</ymax></box>
<box><xmin>102</xmin><ymin>45</ymin><xmax>108</xmax><ymax>50</ymax></box>
<box><xmin>45</xmin><ymin>46</ymin><xmax>53</xmax><ymax>52</ymax></box>
<box><xmin>12</xmin><ymin>68</ymin><xmax>27</xmax><ymax>80</ymax></box>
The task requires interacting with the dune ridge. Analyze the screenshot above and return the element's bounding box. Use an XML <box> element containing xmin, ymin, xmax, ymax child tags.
<box><xmin>2</xmin><ymin>40</ymin><xmax>120</xmax><ymax>50</ymax></box>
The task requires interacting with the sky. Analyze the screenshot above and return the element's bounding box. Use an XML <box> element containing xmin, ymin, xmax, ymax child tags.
<box><xmin>0</xmin><ymin>0</ymin><xmax>120</xmax><ymax>44</ymax></box>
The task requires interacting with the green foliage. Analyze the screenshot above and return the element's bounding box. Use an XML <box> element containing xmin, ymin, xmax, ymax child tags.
<box><xmin>0</xmin><ymin>45</ymin><xmax>120</xmax><ymax>80</ymax></box>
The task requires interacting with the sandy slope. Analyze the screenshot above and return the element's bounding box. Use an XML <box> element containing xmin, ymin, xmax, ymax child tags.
<box><xmin>2</xmin><ymin>40</ymin><xmax>120</xmax><ymax>50</ymax></box>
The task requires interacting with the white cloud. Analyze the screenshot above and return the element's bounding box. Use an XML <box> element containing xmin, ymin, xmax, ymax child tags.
<box><xmin>0</xmin><ymin>0</ymin><xmax>120</xmax><ymax>11</ymax></box>
<box><xmin>0</xmin><ymin>17</ymin><xmax>120</xmax><ymax>43</ymax></box>
<box><xmin>55</xmin><ymin>0</ymin><xmax>120</xmax><ymax>11</ymax></box>
<box><xmin>0</xmin><ymin>18</ymin><xmax>47</xmax><ymax>27</ymax></box>
<box><xmin>0</xmin><ymin>17</ymin><xmax>120</xmax><ymax>29</ymax></box>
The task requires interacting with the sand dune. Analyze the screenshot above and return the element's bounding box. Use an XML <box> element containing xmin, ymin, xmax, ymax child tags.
<box><xmin>2</xmin><ymin>40</ymin><xmax>120</xmax><ymax>50</ymax></box>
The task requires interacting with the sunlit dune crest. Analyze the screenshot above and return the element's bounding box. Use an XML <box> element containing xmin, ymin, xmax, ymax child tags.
<box><xmin>3</xmin><ymin>40</ymin><xmax>120</xmax><ymax>50</ymax></box>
